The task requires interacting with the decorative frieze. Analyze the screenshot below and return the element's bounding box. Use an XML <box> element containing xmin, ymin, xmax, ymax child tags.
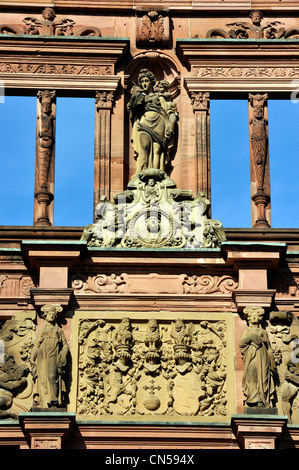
<box><xmin>0</xmin><ymin>62</ymin><xmax>113</xmax><ymax>76</ymax></box>
<box><xmin>192</xmin><ymin>66</ymin><xmax>299</xmax><ymax>79</ymax></box>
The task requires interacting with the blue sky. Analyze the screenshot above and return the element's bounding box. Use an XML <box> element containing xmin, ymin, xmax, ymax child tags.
<box><xmin>0</xmin><ymin>95</ymin><xmax>298</xmax><ymax>229</ymax></box>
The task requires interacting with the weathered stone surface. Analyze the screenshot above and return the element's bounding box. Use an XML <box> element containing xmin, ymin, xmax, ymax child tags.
<box><xmin>81</xmin><ymin>169</ymin><xmax>226</xmax><ymax>249</ymax></box>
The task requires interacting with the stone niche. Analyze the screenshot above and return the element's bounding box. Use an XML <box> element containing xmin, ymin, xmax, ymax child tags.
<box><xmin>69</xmin><ymin>311</ymin><xmax>235</xmax><ymax>422</ymax></box>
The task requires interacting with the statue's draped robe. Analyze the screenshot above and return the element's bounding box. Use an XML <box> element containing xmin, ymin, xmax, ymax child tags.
<box><xmin>129</xmin><ymin>92</ymin><xmax>176</xmax><ymax>172</ymax></box>
<box><xmin>239</xmin><ymin>326</ymin><xmax>275</xmax><ymax>407</ymax></box>
<box><xmin>33</xmin><ymin>324</ymin><xmax>68</xmax><ymax>406</ymax></box>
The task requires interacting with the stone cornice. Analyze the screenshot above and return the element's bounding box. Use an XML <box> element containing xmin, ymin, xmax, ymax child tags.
<box><xmin>0</xmin><ymin>34</ymin><xmax>129</xmax><ymax>91</ymax></box>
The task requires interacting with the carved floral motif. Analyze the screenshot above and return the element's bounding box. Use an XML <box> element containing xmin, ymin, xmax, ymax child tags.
<box><xmin>77</xmin><ymin>316</ymin><xmax>228</xmax><ymax>418</ymax></box>
<box><xmin>0</xmin><ymin>62</ymin><xmax>113</xmax><ymax>76</ymax></box>
<box><xmin>192</xmin><ymin>66</ymin><xmax>299</xmax><ymax>79</ymax></box>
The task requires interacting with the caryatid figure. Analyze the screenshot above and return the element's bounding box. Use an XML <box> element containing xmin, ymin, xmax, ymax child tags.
<box><xmin>30</xmin><ymin>304</ymin><xmax>69</xmax><ymax>408</ymax></box>
<box><xmin>239</xmin><ymin>307</ymin><xmax>277</xmax><ymax>409</ymax></box>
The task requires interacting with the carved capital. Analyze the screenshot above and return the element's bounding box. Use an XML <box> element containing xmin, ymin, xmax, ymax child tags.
<box><xmin>190</xmin><ymin>91</ymin><xmax>210</xmax><ymax>111</ymax></box>
<box><xmin>95</xmin><ymin>90</ymin><xmax>115</xmax><ymax>110</ymax></box>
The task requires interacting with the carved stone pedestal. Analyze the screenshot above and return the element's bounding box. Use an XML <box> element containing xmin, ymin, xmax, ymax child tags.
<box><xmin>231</xmin><ymin>415</ymin><xmax>287</xmax><ymax>449</ymax></box>
<box><xmin>19</xmin><ymin>412</ymin><xmax>75</xmax><ymax>449</ymax></box>
<box><xmin>252</xmin><ymin>190</ymin><xmax>271</xmax><ymax>229</ymax></box>
<box><xmin>34</xmin><ymin>188</ymin><xmax>54</xmax><ymax>226</ymax></box>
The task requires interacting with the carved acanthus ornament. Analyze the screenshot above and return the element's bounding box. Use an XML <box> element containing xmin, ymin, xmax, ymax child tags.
<box><xmin>136</xmin><ymin>11</ymin><xmax>170</xmax><ymax>47</ymax></box>
<box><xmin>206</xmin><ymin>10</ymin><xmax>299</xmax><ymax>40</ymax></box>
<box><xmin>77</xmin><ymin>316</ymin><xmax>228</xmax><ymax>418</ymax></box>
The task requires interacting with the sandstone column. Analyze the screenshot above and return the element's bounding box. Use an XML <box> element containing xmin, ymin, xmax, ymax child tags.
<box><xmin>94</xmin><ymin>90</ymin><xmax>114</xmax><ymax>220</ymax></box>
<box><xmin>191</xmin><ymin>91</ymin><xmax>211</xmax><ymax>217</ymax></box>
<box><xmin>33</xmin><ymin>90</ymin><xmax>56</xmax><ymax>226</ymax></box>
<box><xmin>248</xmin><ymin>93</ymin><xmax>271</xmax><ymax>228</ymax></box>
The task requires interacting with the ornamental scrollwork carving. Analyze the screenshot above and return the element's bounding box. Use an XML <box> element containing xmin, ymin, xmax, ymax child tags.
<box><xmin>206</xmin><ymin>10</ymin><xmax>299</xmax><ymax>40</ymax></box>
<box><xmin>81</xmin><ymin>169</ymin><xmax>226</xmax><ymax>249</ymax></box>
<box><xmin>182</xmin><ymin>274</ymin><xmax>238</xmax><ymax>295</ymax></box>
<box><xmin>77</xmin><ymin>316</ymin><xmax>228</xmax><ymax>418</ymax></box>
<box><xmin>0</xmin><ymin>7</ymin><xmax>101</xmax><ymax>37</ymax></box>
<box><xmin>23</xmin><ymin>8</ymin><xmax>75</xmax><ymax>36</ymax></box>
<box><xmin>71</xmin><ymin>273</ymin><xmax>127</xmax><ymax>294</ymax></box>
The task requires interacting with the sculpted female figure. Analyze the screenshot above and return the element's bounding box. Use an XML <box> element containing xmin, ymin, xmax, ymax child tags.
<box><xmin>30</xmin><ymin>304</ymin><xmax>69</xmax><ymax>408</ymax></box>
<box><xmin>127</xmin><ymin>69</ymin><xmax>178</xmax><ymax>174</ymax></box>
<box><xmin>239</xmin><ymin>307</ymin><xmax>277</xmax><ymax>408</ymax></box>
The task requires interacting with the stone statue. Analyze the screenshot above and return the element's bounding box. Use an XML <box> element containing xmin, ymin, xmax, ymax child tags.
<box><xmin>127</xmin><ymin>69</ymin><xmax>178</xmax><ymax>174</ymax></box>
<box><xmin>206</xmin><ymin>10</ymin><xmax>288</xmax><ymax>39</ymax></box>
<box><xmin>36</xmin><ymin>90</ymin><xmax>55</xmax><ymax>191</ymax></box>
<box><xmin>269</xmin><ymin>311</ymin><xmax>299</xmax><ymax>423</ymax></box>
<box><xmin>30</xmin><ymin>304</ymin><xmax>69</xmax><ymax>409</ymax></box>
<box><xmin>0</xmin><ymin>354</ymin><xmax>28</xmax><ymax>419</ymax></box>
<box><xmin>249</xmin><ymin>93</ymin><xmax>268</xmax><ymax>193</ymax></box>
<box><xmin>23</xmin><ymin>8</ymin><xmax>75</xmax><ymax>36</ymax></box>
<box><xmin>239</xmin><ymin>307</ymin><xmax>277</xmax><ymax>409</ymax></box>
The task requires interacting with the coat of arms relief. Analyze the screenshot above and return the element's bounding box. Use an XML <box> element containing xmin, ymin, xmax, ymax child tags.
<box><xmin>75</xmin><ymin>314</ymin><xmax>232</xmax><ymax>420</ymax></box>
